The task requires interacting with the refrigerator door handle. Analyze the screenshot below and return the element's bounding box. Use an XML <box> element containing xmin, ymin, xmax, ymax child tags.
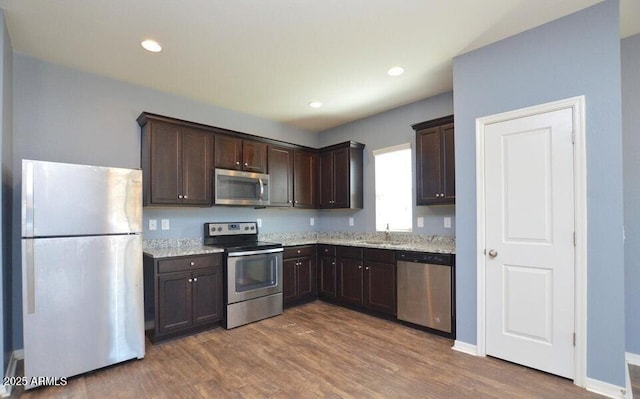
<box><xmin>22</xmin><ymin>160</ymin><xmax>35</xmax><ymax>237</ymax></box>
<box><xmin>25</xmin><ymin>240</ymin><xmax>35</xmax><ymax>314</ymax></box>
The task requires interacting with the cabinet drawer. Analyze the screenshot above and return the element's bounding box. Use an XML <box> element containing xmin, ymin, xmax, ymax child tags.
<box><xmin>363</xmin><ymin>248</ymin><xmax>395</xmax><ymax>263</ymax></box>
<box><xmin>284</xmin><ymin>245</ymin><xmax>315</xmax><ymax>259</ymax></box>
<box><xmin>336</xmin><ymin>246</ymin><xmax>363</xmax><ymax>259</ymax></box>
<box><xmin>158</xmin><ymin>254</ymin><xmax>222</xmax><ymax>274</ymax></box>
<box><xmin>318</xmin><ymin>245</ymin><xmax>336</xmax><ymax>257</ymax></box>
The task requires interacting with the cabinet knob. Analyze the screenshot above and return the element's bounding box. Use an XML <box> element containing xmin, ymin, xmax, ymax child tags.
<box><xmin>297</xmin><ymin>250</ymin><xmax>301</xmax><ymax>254</ymax></box>
<box><xmin>236</xmin><ymin>161</ymin><xmax>240</xmax><ymax>165</ymax></box>
<box><xmin>244</xmin><ymin>162</ymin><xmax>248</xmax><ymax>166</ymax></box>
<box><xmin>295</xmin><ymin>201</ymin><xmax>298</xmax><ymax>204</ymax></box>
<box><xmin>193</xmin><ymin>277</ymin><xmax>198</xmax><ymax>282</ymax></box>
<box><xmin>435</xmin><ymin>194</ymin><xmax>440</xmax><ymax>198</ymax></box>
<box><xmin>178</xmin><ymin>195</ymin><xmax>183</xmax><ymax>199</ymax></box>
<box><xmin>184</xmin><ymin>195</ymin><xmax>188</xmax><ymax>199</ymax></box>
<box><xmin>288</xmin><ymin>200</ymin><xmax>292</xmax><ymax>204</ymax></box>
<box><xmin>332</xmin><ymin>262</ymin><xmax>335</xmax><ymax>265</ymax></box>
<box><xmin>190</xmin><ymin>262</ymin><xmax>195</xmax><ymax>266</ymax></box>
<box><xmin>358</xmin><ymin>265</ymin><xmax>362</xmax><ymax>269</ymax></box>
<box><xmin>441</xmin><ymin>193</ymin><xmax>445</xmax><ymax>197</ymax></box>
<box><xmin>365</xmin><ymin>266</ymin><xmax>369</xmax><ymax>270</ymax></box>
<box><xmin>188</xmin><ymin>278</ymin><xmax>193</xmax><ymax>282</ymax></box>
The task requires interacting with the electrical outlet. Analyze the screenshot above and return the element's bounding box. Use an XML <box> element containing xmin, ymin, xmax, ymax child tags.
<box><xmin>417</xmin><ymin>217</ymin><xmax>424</xmax><ymax>228</ymax></box>
<box><xmin>161</xmin><ymin>219</ymin><xmax>170</xmax><ymax>230</ymax></box>
<box><xmin>148</xmin><ymin>219</ymin><xmax>157</xmax><ymax>231</ymax></box>
<box><xmin>444</xmin><ymin>217</ymin><xmax>452</xmax><ymax>228</ymax></box>
<box><xmin>310</xmin><ymin>217</ymin><xmax>315</xmax><ymax>226</ymax></box>
<box><xmin>257</xmin><ymin>219</ymin><xmax>262</xmax><ymax>228</ymax></box>
<box><xmin>349</xmin><ymin>217</ymin><xmax>354</xmax><ymax>227</ymax></box>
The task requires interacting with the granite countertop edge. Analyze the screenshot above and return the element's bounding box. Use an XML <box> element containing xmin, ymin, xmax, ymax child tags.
<box><xmin>144</xmin><ymin>239</ymin><xmax>454</xmax><ymax>259</ymax></box>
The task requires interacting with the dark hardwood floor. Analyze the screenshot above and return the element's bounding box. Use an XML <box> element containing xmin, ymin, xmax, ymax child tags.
<box><xmin>13</xmin><ymin>301</ymin><xmax>605</xmax><ymax>398</ymax></box>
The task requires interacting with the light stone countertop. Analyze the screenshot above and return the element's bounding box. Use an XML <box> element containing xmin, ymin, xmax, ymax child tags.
<box><xmin>143</xmin><ymin>245</ymin><xmax>224</xmax><ymax>259</ymax></box>
<box><xmin>142</xmin><ymin>232</ymin><xmax>455</xmax><ymax>259</ymax></box>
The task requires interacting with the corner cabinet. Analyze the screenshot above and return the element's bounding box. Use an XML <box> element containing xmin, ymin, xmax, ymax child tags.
<box><xmin>319</xmin><ymin>141</ymin><xmax>364</xmax><ymax>209</ymax></box>
<box><xmin>139</xmin><ymin>114</ymin><xmax>213</xmax><ymax>206</ymax></box>
<box><xmin>143</xmin><ymin>253</ymin><xmax>223</xmax><ymax>343</ymax></box>
<box><xmin>412</xmin><ymin>115</ymin><xmax>455</xmax><ymax>205</ymax></box>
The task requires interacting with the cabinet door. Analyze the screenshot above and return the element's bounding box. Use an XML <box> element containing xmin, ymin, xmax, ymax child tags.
<box><xmin>150</xmin><ymin>122</ymin><xmax>181</xmax><ymax>204</ymax></box>
<box><xmin>338</xmin><ymin>257</ymin><xmax>363</xmax><ymax>306</ymax></box>
<box><xmin>318</xmin><ymin>256</ymin><xmax>337</xmax><ymax>298</ymax></box>
<box><xmin>192</xmin><ymin>268</ymin><xmax>223</xmax><ymax>325</ymax></box>
<box><xmin>242</xmin><ymin>140</ymin><xmax>267</xmax><ymax>173</ymax></box>
<box><xmin>283</xmin><ymin>258</ymin><xmax>298</xmax><ymax>305</ymax></box>
<box><xmin>268</xmin><ymin>146</ymin><xmax>293</xmax><ymax>207</ymax></box>
<box><xmin>319</xmin><ymin>151</ymin><xmax>334</xmax><ymax>208</ymax></box>
<box><xmin>215</xmin><ymin>135</ymin><xmax>243</xmax><ymax>170</ymax></box>
<box><xmin>364</xmin><ymin>261</ymin><xmax>396</xmax><ymax>315</ymax></box>
<box><xmin>442</xmin><ymin>123</ymin><xmax>455</xmax><ymax>201</ymax></box>
<box><xmin>297</xmin><ymin>256</ymin><xmax>315</xmax><ymax>299</ymax></box>
<box><xmin>416</xmin><ymin>127</ymin><xmax>442</xmax><ymax>204</ymax></box>
<box><xmin>181</xmin><ymin>128</ymin><xmax>213</xmax><ymax>205</ymax></box>
<box><xmin>293</xmin><ymin>151</ymin><xmax>317</xmax><ymax>208</ymax></box>
<box><xmin>332</xmin><ymin>148</ymin><xmax>351</xmax><ymax>208</ymax></box>
<box><xmin>157</xmin><ymin>271</ymin><xmax>192</xmax><ymax>334</ymax></box>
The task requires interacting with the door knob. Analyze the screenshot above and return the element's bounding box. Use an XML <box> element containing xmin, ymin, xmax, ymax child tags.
<box><xmin>488</xmin><ymin>249</ymin><xmax>498</xmax><ymax>257</ymax></box>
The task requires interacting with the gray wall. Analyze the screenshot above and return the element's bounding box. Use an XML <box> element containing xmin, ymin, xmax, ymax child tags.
<box><xmin>317</xmin><ymin>92</ymin><xmax>455</xmax><ymax>235</ymax></box>
<box><xmin>453</xmin><ymin>0</ymin><xmax>625</xmax><ymax>386</ymax></box>
<box><xmin>11</xmin><ymin>54</ymin><xmax>323</xmax><ymax>348</ymax></box>
<box><xmin>0</xmin><ymin>8</ymin><xmax>12</xmax><ymax>380</ymax></box>
<box><xmin>622</xmin><ymin>33</ymin><xmax>640</xmax><ymax>356</ymax></box>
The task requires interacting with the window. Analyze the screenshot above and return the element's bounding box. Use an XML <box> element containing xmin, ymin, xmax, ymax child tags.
<box><xmin>373</xmin><ymin>143</ymin><xmax>412</xmax><ymax>232</ymax></box>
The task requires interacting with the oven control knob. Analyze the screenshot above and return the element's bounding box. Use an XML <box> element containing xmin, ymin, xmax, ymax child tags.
<box><xmin>244</xmin><ymin>226</ymin><xmax>249</xmax><ymax>230</ymax></box>
<box><xmin>250</xmin><ymin>226</ymin><xmax>255</xmax><ymax>230</ymax></box>
<box><xmin>217</xmin><ymin>227</ymin><xmax>222</xmax><ymax>232</ymax></box>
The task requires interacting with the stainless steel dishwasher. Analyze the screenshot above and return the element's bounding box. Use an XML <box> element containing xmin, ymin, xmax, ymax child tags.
<box><xmin>397</xmin><ymin>251</ymin><xmax>454</xmax><ymax>337</ymax></box>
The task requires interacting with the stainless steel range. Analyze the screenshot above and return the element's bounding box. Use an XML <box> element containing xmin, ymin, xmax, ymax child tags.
<box><xmin>204</xmin><ymin>222</ymin><xmax>283</xmax><ymax>329</ymax></box>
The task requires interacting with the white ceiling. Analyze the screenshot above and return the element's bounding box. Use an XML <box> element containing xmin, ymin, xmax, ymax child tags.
<box><xmin>0</xmin><ymin>0</ymin><xmax>638</xmax><ymax>132</ymax></box>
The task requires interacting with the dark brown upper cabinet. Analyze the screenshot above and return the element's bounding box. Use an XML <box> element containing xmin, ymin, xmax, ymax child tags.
<box><xmin>215</xmin><ymin>135</ymin><xmax>267</xmax><ymax>173</ymax></box>
<box><xmin>139</xmin><ymin>117</ymin><xmax>213</xmax><ymax>206</ymax></box>
<box><xmin>268</xmin><ymin>146</ymin><xmax>294</xmax><ymax>207</ymax></box>
<box><xmin>413</xmin><ymin>115</ymin><xmax>455</xmax><ymax>205</ymax></box>
<box><xmin>269</xmin><ymin>147</ymin><xmax>318</xmax><ymax>208</ymax></box>
<box><xmin>293</xmin><ymin>151</ymin><xmax>318</xmax><ymax>208</ymax></box>
<box><xmin>319</xmin><ymin>142</ymin><xmax>364</xmax><ymax>209</ymax></box>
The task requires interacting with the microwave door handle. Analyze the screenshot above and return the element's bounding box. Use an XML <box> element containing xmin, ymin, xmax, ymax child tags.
<box><xmin>259</xmin><ymin>178</ymin><xmax>264</xmax><ymax>201</ymax></box>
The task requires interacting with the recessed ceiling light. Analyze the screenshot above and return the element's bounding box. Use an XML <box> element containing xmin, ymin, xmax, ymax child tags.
<box><xmin>141</xmin><ymin>39</ymin><xmax>162</xmax><ymax>53</ymax></box>
<box><xmin>309</xmin><ymin>101</ymin><xmax>323</xmax><ymax>108</ymax></box>
<box><xmin>387</xmin><ymin>66</ymin><xmax>404</xmax><ymax>76</ymax></box>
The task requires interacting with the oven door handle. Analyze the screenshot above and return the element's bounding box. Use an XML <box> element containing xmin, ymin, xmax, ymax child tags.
<box><xmin>227</xmin><ymin>247</ymin><xmax>283</xmax><ymax>257</ymax></box>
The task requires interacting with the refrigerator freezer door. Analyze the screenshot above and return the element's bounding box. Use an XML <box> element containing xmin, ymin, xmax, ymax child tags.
<box><xmin>22</xmin><ymin>235</ymin><xmax>145</xmax><ymax>389</ymax></box>
<box><xmin>22</xmin><ymin>160</ymin><xmax>142</xmax><ymax>237</ymax></box>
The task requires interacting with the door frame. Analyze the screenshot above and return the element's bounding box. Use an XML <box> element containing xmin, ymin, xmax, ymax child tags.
<box><xmin>475</xmin><ymin>96</ymin><xmax>587</xmax><ymax>387</ymax></box>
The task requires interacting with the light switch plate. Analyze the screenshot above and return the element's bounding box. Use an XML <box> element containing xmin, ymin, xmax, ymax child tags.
<box><xmin>349</xmin><ymin>217</ymin><xmax>354</xmax><ymax>227</ymax></box>
<box><xmin>161</xmin><ymin>219</ymin><xmax>170</xmax><ymax>230</ymax></box>
<box><xmin>148</xmin><ymin>219</ymin><xmax>157</xmax><ymax>231</ymax></box>
<box><xmin>417</xmin><ymin>217</ymin><xmax>424</xmax><ymax>228</ymax></box>
<box><xmin>444</xmin><ymin>217</ymin><xmax>452</xmax><ymax>228</ymax></box>
<box><xmin>257</xmin><ymin>218</ymin><xmax>262</xmax><ymax>228</ymax></box>
<box><xmin>310</xmin><ymin>217</ymin><xmax>315</xmax><ymax>226</ymax></box>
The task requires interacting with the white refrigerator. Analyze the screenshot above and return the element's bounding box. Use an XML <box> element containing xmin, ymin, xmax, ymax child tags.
<box><xmin>21</xmin><ymin>159</ymin><xmax>145</xmax><ymax>390</ymax></box>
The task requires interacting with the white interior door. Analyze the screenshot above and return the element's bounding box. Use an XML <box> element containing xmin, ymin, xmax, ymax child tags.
<box><xmin>484</xmin><ymin>107</ymin><xmax>575</xmax><ymax>379</ymax></box>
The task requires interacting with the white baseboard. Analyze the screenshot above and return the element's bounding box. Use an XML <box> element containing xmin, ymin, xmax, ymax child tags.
<box><xmin>585</xmin><ymin>377</ymin><xmax>627</xmax><ymax>399</ymax></box>
<box><xmin>1</xmin><ymin>350</ymin><xmax>22</xmax><ymax>398</ymax></box>
<box><xmin>452</xmin><ymin>340</ymin><xmax>479</xmax><ymax>356</ymax></box>
<box><xmin>626</xmin><ymin>352</ymin><xmax>640</xmax><ymax>366</ymax></box>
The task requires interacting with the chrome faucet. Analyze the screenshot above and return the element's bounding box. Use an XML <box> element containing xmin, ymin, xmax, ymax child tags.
<box><xmin>385</xmin><ymin>223</ymin><xmax>390</xmax><ymax>241</ymax></box>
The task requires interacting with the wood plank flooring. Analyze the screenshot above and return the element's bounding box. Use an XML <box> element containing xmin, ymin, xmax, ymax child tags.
<box><xmin>13</xmin><ymin>301</ymin><xmax>604</xmax><ymax>398</ymax></box>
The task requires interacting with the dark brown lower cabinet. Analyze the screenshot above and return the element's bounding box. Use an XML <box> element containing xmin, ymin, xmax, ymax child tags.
<box><xmin>318</xmin><ymin>245</ymin><xmax>338</xmax><ymax>300</ymax></box>
<box><xmin>335</xmin><ymin>247</ymin><xmax>396</xmax><ymax>316</ymax></box>
<box><xmin>144</xmin><ymin>253</ymin><xmax>223</xmax><ymax>343</ymax></box>
<box><xmin>283</xmin><ymin>246</ymin><xmax>317</xmax><ymax>306</ymax></box>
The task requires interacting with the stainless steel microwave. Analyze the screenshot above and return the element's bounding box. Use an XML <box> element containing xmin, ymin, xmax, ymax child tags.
<box><xmin>214</xmin><ymin>168</ymin><xmax>270</xmax><ymax>206</ymax></box>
